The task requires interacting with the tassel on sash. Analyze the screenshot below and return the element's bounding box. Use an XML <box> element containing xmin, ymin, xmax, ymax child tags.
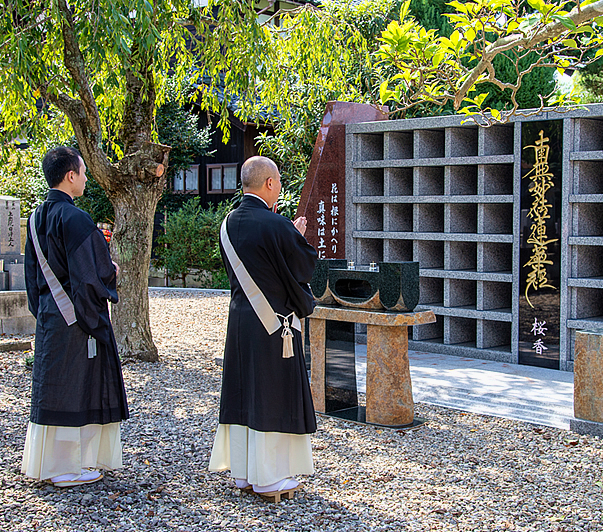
<box><xmin>277</xmin><ymin>312</ymin><xmax>296</xmax><ymax>359</ymax></box>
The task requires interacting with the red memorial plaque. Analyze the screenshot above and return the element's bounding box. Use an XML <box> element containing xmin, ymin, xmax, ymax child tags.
<box><xmin>296</xmin><ymin>101</ymin><xmax>388</xmax><ymax>259</ymax></box>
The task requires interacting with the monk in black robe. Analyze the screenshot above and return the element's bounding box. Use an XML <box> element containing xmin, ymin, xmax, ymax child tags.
<box><xmin>209</xmin><ymin>156</ymin><xmax>317</xmax><ymax>498</ymax></box>
<box><xmin>22</xmin><ymin>147</ymin><xmax>128</xmax><ymax>487</ymax></box>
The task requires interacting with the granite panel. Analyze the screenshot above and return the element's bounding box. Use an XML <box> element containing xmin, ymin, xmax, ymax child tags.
<box><xmin>570</xmin><ymin>418</ymin><xmax>603</xmax><ymax>437</ymax></box>
<box><xmin>325</xmin><ymin>321</ymin><xmax>357</xmax><ymax>412</ymax></box>
<box><xmin>0</xmin><ymin>196</ymin><xmax>21</xmax><ymax>256</ymax></box>
<box><xmin>574</xmin><ymin>330</ymin><xmax>603</xmax><ymax>422</ymax></box>
<box><xmin>309</xmin><ymin>305</ymin><xmax>435</xmax><ymax>326</ymax></box>
<box><xmin>309</xmin><ymin>318</ymin><xmax>326</xmax><ymax>413</ymax></box>
<box><xmin>1</xmin><ymin>315</ymin><xmax>36</xmax><ymax>334</ymax></box>
<box><xmin>366</xmin><ymin>324</ymin><xmax>413</xmax><ymax>426</ymax></box>
<box><xmin>386</xmin><ymin>131</ymin><xmax>414</xmax><ymax>159</ymax></box>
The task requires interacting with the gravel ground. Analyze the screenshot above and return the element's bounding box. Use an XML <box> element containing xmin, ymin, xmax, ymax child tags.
<box><xmin>1</xmin><ymin>289</ymin><xmax>602</xmax><ymax>532</ymax></box>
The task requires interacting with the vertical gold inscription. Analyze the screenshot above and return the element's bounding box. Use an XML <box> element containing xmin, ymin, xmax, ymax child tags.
<box><xmin>523</xmin><ymin>130</ymin><xmax>558</xmax><ymax>308</ymax></box>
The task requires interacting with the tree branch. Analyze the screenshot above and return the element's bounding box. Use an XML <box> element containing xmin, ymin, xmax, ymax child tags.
<box><xmin>454</xmin><ymin>0</ymin><xmax>603</xmax><ymax>109</ymax></box>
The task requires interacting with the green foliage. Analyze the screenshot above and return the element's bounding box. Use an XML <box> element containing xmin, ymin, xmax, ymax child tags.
<box><xmin>254</xmin><ymin>0</ymin><xmax>406</xmax><ymax>214</ymax></box>
<box><xmin>574</xmin><ymin>57</ymin><xmax>603</xmax><ymax>103</ymax></box>
<box><xmin>154</xmin><ymin>197</ymin><xmax>231</xmax><ymax>288</ymax></box>
<box><xmin>74</xmin><ymin>80</ymin><xmax>214</xmax><ymax>221</ymax></box>
<box><xmin>0</xmin><ymin>145</ymin><xmax>48</xmax><ymax>217</ymax></box>
<box><xmin>75</xmin><ymin>177</ymin><xmax>115</xmax><ymax>224</ymax></box>
<box><xmin>375</xmin><ymin>0</ymin><xmax>603</xmax><ymax>122</ymax></box>
<box><xmin>156</xmin><ymin>79</ymin><xmax>214</xmax><ymax>182</ymax></box>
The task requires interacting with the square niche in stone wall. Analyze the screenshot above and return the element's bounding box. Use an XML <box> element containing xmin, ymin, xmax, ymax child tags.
<box><xmin>415</xmin><ymin>166</ymin><xmax>445</xmax><ymax>195</ymax></box>
<box><xmin>449</xmin><ymin>241</ymin><xmax>477</xmax><ymax>270</ymax></box>
<box><xmin>389</xmin><ymin>204</ymin><xmax>413</xmax><ymax>232</ymax></box>
<box><xmin>575</xmin><ymin>118</ymin><xmax>603</xmax><ymax>152</ymax></box>
<box><xmin>573</xmin><ymin>245</ymin><xmax>603</xmax><ymax>278</ymax></box>
<box><xmin>446</xmin><ymin>316</ymin><xmax>476</xmax><ymax>345</ymax></box>
<box><xmin>388</xmin><ymin>167</ymin><xmax>413</xmax><ymax>196</ymax></box>
<box><xmin>449</xmin><ymin>204</ymin><xmax>478</xmax><ymax>233</ymax></box>
<box><xmin>357</xmin><ymin>133</ymin><xmax>384</xmax><ymax>161</ymax></box>
<box><xmin>416</xmin><ymin>203</ymin><xmax>444</xmax><ymax>232</ymax></box>
<box><xmin>389</xmin><ymin>239</ymin><xmax>413</xmax><ymax>262</ymax></box>
<box><xmin>482</xmin><ymin>165</ymin><xmax>514</xmax><ymax>195</ymax></box>
<box><xmin>387</xmin><ymin>131</ymin><xmax>413</xmax><ymax>159</ymax></box>
<box><xmin>358</xmin><ymin>238</ymin><xmax>383</xmax><ymax>264</ymax></box>
<box><xmin>482</xmin><ymin>204</ymin><xmax>513</xmax><ymax>234</ymax></box>
<box><xmin>414</xmin><ymin>129</ymin><xmax>445</xmax><ymax>159</ymax></box>
<box><xmin>419</xmin><ymin>276</ymin><xmax>444</xmax><ymax>306</ymax></box>
<box><xmin>357</xmin><ymin>168</ymin><xmax>384</xmax><ymax>196</ymax></box>
<box><xmin>448</xmin><ymin>166</ymin><xmax>478</xmax><ymax>195</ymax></box>
<box><xmin>481</xmin><ymin>242</ymin><xmax>512</xmax><ymax>272</ymax></box>
<box><xmin>573</xmin><ymin>161</ymin><xmax>603</xmax><ymax>194</ymax></box>
<box><xmin>357</xmin><ymin>203</ymin><xmax>383</xmax><ymax>231</ymax></box>
<box><xmin>415</xmin><ymin>240</ymin><xmax>444</xmax><ymax>269</ymax></box>
<box><xmin>480</xmin><ymin>125</ymin><xmax>514</xmax><ymax>156</ymax></box>
<box><xmin>447</xmin><ymin>127</ymin><xmax>478</xmax><ymax>157</ymax></box>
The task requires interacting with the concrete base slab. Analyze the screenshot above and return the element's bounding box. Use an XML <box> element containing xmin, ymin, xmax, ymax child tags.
<box><xmin>570</xmin><ymin>418</ymin><xmax>603</xmax><ymax>437</ymax></box>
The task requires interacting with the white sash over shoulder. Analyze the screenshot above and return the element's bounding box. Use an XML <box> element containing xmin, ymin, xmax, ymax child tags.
<box><xmin>220</xmin><ymin>213</ymin><xmax>301</xmax><ymax>358</ymax></box>
<box><xmin>29</xmin><ymin>206</ymin><xmax>97</xmax><ymax>358</ymax></box>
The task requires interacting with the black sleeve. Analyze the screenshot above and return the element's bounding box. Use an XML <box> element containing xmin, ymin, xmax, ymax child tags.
<box><xmin>68</xmin><ymin>228</ymin><xmax>118</xmax><ymax>342</ymax></box>
<box><xmin>281</xmin><ymin>222</ymin><xmax>318</xmax><ymax>318</ymax></box>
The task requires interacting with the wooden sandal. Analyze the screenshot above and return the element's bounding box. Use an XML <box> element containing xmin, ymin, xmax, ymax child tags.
<box><xmin>254</xmin><ymin>479</ymin><xmax>302</xmax><ymax>503</ymax></box>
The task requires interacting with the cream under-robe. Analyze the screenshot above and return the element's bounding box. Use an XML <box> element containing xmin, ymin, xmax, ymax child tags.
<box><xmin>21</xmin><ymin>421</ymin><xmax>122</xmax><ymax>481</ymax></box>
<box><xmin>208</xmin><ymin>424</ymin><xmax>313</xmax><ymax>486</ymax></box>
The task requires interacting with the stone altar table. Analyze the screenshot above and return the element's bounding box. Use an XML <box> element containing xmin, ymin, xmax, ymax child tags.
<box><xmin>308</xmin><ymin>305</ymin><xmax>436</xmax><ymax>427</ymax></box>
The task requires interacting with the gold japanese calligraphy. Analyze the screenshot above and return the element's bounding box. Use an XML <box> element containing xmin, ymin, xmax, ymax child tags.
<box><xmin>523</xmin><ymin>130</ymin><xmax>558</xmax><ymax>308</ymax></box>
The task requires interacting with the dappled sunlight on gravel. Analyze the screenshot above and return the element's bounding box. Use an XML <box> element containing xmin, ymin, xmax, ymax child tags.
<box><xmin>0</xmin><ymin>289</ymin><xmax>602</xmax><ymax>531</ymax></box>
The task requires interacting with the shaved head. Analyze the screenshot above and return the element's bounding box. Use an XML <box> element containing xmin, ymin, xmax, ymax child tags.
<box><xmin>241</xmin><ymin>156</ymin><xmax>279</xmax><ymax>191</ymax></box>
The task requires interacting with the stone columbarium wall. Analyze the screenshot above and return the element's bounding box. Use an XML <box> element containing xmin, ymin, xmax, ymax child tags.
<box><xmin>345</xmin><ymin>104</ymin><xmax>603</xmax><ymax>372</ymax></box>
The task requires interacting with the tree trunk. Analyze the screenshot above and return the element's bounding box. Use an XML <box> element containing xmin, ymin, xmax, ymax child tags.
<box><xmin>110</xmin><ymin>181</ymin><xmax>164</xmax><ymax>363</ymax></box>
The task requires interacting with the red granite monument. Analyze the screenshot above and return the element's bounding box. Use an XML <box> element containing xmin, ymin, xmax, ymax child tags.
<box><xmin>296</xmin><ymin>101</ymin><xmax>388</xmax><ymax>259</ymax></box>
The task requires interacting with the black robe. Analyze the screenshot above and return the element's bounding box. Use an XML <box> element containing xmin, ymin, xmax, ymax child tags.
<box><xmin>25</xmin><ymin>189</ymin><xmax>129</xmax><ymax>427</ymax></box>
<box><xmin>219</xmin><ymin>195</ymin><xmax>317</xmax><ymax>435</ymax></box>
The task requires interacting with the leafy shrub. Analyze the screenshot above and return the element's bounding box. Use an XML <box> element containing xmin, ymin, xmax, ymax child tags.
<box><xmin>154</xmin><ymin>197</ymin><xmax>231</xmax><ymax>288</ymax></box>
<box><xmin>0</xmin><ymin>145</ymin><xmax>48</xmax><ymax>216</ymax></box>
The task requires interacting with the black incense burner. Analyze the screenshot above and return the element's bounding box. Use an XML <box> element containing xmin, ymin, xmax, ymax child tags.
<box><xmin>310</xmin><ymin>259</ymin><xmax>420</xmax><ymax>312</ymax></box>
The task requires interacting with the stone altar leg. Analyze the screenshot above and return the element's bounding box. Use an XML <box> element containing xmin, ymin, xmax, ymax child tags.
<box><xmin>309</xmin><ymin>318</ymin><xmax>326</xmax><ymax>413</ymax></box>
<box><xmin>366</xmin><ymin>324</ymin><xmax>414</xmax><ymax>426</ymax></box>
<box><xmin>571</xmin><ymin>330</ymin><xmax>603</xmax><ymax>436</ymax></box>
